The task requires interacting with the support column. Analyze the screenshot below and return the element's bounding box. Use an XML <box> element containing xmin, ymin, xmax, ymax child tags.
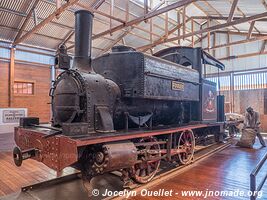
<box><xmin>8</xmin><ymin>47</ymin><xmax>15</xmax><ymax>107</ymax></box>
<box><xmin>213</xmin><ymin>32</ymin><xmax>216</xmax><ymax>57</ymax></box>
<box><xmin>50</xmin><ymin>65</ymin><xmax>56</xmax><ymax>119</ymax></box>
<box><xmin>50</xmin><ymin>65</ymin><xmax>56</xmax><ymax>86</ymax></box>
<box><xmin>230</xmin><ymin>73</ymin><xmax>235</xmax><ymax>113</ymax></box>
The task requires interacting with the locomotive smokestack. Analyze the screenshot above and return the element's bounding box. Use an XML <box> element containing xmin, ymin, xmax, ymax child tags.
<box><xmin>73</xmin><ymin>10</ymin><xmax>94</xmax><ymax>72</ymax></box>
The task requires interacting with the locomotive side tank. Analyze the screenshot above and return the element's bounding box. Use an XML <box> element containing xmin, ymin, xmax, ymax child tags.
<box><xmin>92</xmin><ymin>47</ymin><xmax>200</xmax><ymax>130</ymax></box>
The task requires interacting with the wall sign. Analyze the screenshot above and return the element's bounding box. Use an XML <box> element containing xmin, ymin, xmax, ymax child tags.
<box><xmin>2</xmin><ymin>110</ymin><xmax>26</xmax><ymax>123</ymax></box>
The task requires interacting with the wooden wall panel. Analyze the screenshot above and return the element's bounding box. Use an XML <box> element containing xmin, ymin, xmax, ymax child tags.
<box><xmin>260</xmin><ymin>115</ymin><xmax>267</xmax><ymax>132</ymax></box>
<box><xmin>13</xmin><ymin>63</ymin><xmax>51</xmax><ymax>122</ymax></box>
<box><xmin>215</xmin><ymin>89</ymin><xmax>267</xmax><ymax>131</ymax></box>
<box><xmin>0</xmin><ymin>61</ymin><xmax>51</xmax><ymax>122</ymax></box>
<box><xmin>233</xmin><ymin>89</ymin><xmax>265</xmax><ymax>115</ymax></box>
<box><xmin>264</xmin><ymin>89</ymin><xmax>267</xmax><ymax>115</ymax></box>
<box><xmin>0</xmin><ymin>61</ymin><xmax>9</xmax><ymax>107</ymax></box>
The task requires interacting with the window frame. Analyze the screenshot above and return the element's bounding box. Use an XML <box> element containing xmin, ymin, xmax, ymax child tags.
<box><xmin>13</xmin><ymin>80</ymin><xmax>35</xmax><ymax>96</ymax></box>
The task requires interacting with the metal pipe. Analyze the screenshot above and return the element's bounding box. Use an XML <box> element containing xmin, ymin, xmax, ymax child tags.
<box><xmin>33</xmin><ymin>8</ymin><xmax>38</xmax><ymax>26</ymax></box>
<box><xmin>250</xmin><ymin>152</ymin><xmax>267</xmax><ymax>200</ymax></box>
<box><xmin>251</xmin><ymin>152</ymin><xmax>267</xmax><ymax>176</ymax></box>
<box><xmin>73</xmin><ymin>10</ymin><xmax>94</xmax><ymax>72</ymax></box>
<box><xmin>250</xmin><ymin>174</ymin><xmax>256</xmax><ymax>200</ymax></box>
<box><xmin>13</xmin><ymin>146</ymin><xmax>38</xmax><ymax>167</ymax></box>
<box><xmin>50</xmin><ymin>65</ymin><xmax>56</xmax><ymax>119</ymax></box>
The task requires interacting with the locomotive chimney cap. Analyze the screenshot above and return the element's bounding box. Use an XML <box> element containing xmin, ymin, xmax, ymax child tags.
<box><xmin>74</xmin><ymin>9</ymin><xmax>94</xmax><ymax>17</ymax></box>
<box><xmin>73</xmin><ymin>9</ymin><xmax>94</xmax><ymax>73</ymax></box>
<box><xmin>112</xmin><ymin>45</ymin><xmax>136</xmax><ymax>52</ymax></box>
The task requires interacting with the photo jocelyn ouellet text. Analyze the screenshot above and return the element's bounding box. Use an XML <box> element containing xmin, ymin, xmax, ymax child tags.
<box><xmin>91</xmin><ymin>188</ymin><xmax>263</xmax><ymax>199</ymax></box>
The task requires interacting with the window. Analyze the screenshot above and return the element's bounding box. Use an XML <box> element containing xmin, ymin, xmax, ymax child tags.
<box><xmin>206</xmin><ymin>76</ymin><xmax>231</xmax><ymax>91</ymax></box>
<box><xmin>234</xmin><ymin>72</ymin><xmax>267</xmax><ymax>90</ymax></box>
<box><xmin>14</xmin><ymin>81</ymin><xmax>34</xmax><ymax>95</ymax></box>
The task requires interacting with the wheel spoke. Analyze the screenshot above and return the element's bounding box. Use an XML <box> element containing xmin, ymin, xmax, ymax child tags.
<box><xmin>147</xmin><ymin>165</ymin><xmax>151</xmax><ymax>175</ymax></box>
<box><xmin>131</xmin><ymin>137</ymin><xmax>161</xmax><ymax>184</ymax></box>
<box><xmin>183</xmin><ymin>133</ymin><xmax>187</xmax><ymax>141</ymax></box>
<box><xmin>177</xmin><ymin>130</ymin><xmax>195</xmax><ymax>165</ymax></box>
<box><xmin>136</xmin><ymin>169</ymin><xmax>140</xmax><ymax>176</ymax></box>
<box><xmin>141</xmin><ymin>169</ymin><xmax>146</xmax><ymax>177</ymax></box>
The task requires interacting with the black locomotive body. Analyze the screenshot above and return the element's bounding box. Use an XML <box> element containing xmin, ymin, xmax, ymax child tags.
<box><xmin>52</xmin><ymin>42</ymin><xmax>224</xmax><ymax>134</ymax></box>
<box><xmin>92</xmin><ymin>45</ymin><xmax>225</xmax><ymax>131</ymax></box>
<box><xmin>13</xmin><ymin>10</ymin><xmax>226</xmax><ymax>192</ymax></box>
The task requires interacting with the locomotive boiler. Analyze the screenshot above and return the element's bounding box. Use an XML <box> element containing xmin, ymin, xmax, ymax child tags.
<box><xmin>13</xmin><ymin>10</ymin><xmax>226</xmax><ymax>193</ymax></box>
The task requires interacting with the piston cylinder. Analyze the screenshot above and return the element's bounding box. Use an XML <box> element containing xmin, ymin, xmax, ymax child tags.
<box><xmin>92</xmin><ymin>141</ymin><xmax>137</xmax><ymax>173</ymax></box>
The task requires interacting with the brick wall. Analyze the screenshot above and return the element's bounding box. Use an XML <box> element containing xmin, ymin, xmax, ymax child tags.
<box><xmin>0</xmin><ymin>61</ymin><xmax>9</xmax><ymax>107</ymax></box>
<box><xmin>0</xmin><ymin>61</ymin><xmax>51</xmax><ymax>122</ymax></box>
<box><xmin>220</xmin><ymin>89</ymin><xmax>267</xmax><ymax>132</ymax></box>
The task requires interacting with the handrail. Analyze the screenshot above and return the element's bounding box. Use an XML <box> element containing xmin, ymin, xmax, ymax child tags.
<box><xmin>250</xmin><ymin>152</ymin><xmax>267</xmax><ymax>200</ymax></box>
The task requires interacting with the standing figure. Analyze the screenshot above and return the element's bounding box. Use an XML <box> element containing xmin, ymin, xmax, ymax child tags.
<box><xmin>244</xmin><ymin>107</ymin><xmax>266</xmax><ymax>147</ymax></box>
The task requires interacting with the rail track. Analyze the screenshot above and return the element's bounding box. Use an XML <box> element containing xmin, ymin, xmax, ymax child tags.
<box><xmin>110</xmin><ymin>140</ymin><xmax>231</xmax><ymax>200</ymax></box>
<box><xmin>13</xmin><ymin>139</ymin><xmax>231</xmax><ymax>200</ymax></box>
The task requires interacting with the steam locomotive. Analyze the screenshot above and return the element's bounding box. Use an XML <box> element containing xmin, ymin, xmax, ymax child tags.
<box><xmin>13</xmin><ymin>10</ymin><xmax>225</xmax><ymax>192</ymax></box>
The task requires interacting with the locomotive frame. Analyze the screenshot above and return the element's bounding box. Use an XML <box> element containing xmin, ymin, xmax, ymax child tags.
<box><xmin>14</xmin><ymin>120</ymin><xmax>224</xmax><ymax>190</ymax></box>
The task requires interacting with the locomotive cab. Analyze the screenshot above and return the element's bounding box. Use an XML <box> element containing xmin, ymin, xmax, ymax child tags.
<box><xmin>154</xmin><ymin>46</ymin><xmax>225</xmax><ymax>123</ymax></box>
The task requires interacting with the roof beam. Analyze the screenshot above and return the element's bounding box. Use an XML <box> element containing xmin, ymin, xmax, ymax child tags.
<box><xmin>69</xmin><ymin>0</ymin><xmax>174</xmax><ymax>53</ymax></box>
<box><xmin>32</xmin><ymin>8</ymin><xmax>38</xmax><ymax>26</ymax></box>
<box><xmin>97</xmin><ymin>27</ymin><xmax>134</xmax><ymax>56</ymax></box>
<box><xmin>90</xmin><ymin>0</ymin><xmax>192</xmax><ymax>46</ymax></box>
<box><xmin>138</xmin><ymin>11</ymin><xmax>267</xmax><ymax>51</ymax></box>
<box><xmin>46</xmin><ymin>0</ymin><xmax>105</xmax><ymax>46</ymax></box>
<box><xmin>12</xmin><ymin>0</ymin><xmax>106</xmax><ymax>46</ymax></box>
<box><xmin>2</xmin><ymin>24</ymin><xmax>75</xmax><ymax>45</ymax></box>
<box><xmin>207</xmin><ymin>19</ymin><xmax>211</xmax><ymax>51</ymax></box>
<box><xmin>13</xmin><ymin>0</ymin><xmax>40</xmax><ymax>43</ymax></box>
<box><xmin>219</xmin><ymin>50</ymin><xmax>267</xmax><ymax>60</ymax></box>
<box><xmin>92</xmin><ymin>0</ymin><xmax>105</xmax><ymax>9</ymax></box>
<box><xmin>138</xmin><ymin>17</ymin><xmax>191</xmax><ymax>52</ymax></box>
<box><xmin>226</xmin><ymin>31</ymin><xmax>231</xmax><ymax>58</ymax></box>
<box><xmin>189</xmin><ymin>30</ymin><xmax>209</xmax><ymax>47</ymax></box>
<box><xmin>227</xmin><ymin>0</ymin><xmax>239</xmax><ymax>22</ymax></box>
<box><xmin>13</xmin><ymin>0</ymin><xmax>82</xmax><ymax>45</ymax></box>
<box><xmin>177</xmin><ymin>10</ymin><xmax>181</xmax><ymax>45</ymax></box>
<box><xmin>215</xmin><ymin>30</ymin><xmax>267</xmax><ymax>37</ymax></box>
<box><xmin>182</xmin><ymin>6</ymin><xmax>186</xmax><ymax>39</ymax></box>
<box><xmin>260</xmin><ymin>40</ymin><xmax>267</xmax><ymax>53</ymax></box>
<box><xmin>144</xmin><ymin>0</ymin><xmax>149</xmax><ymax>15</ymax></box>
<box><xmin>0</xmin><ymin>7</ymin><xmax>74</xmax><ymax>30</ymax></box>
<box><xmin>76</xmin><ymin>2</ymin><xmax>125</xmax><ymax>23</ymax></box>
<box><xmin>92</xmin><ymin>0</ymin><xmax>197</xmax><ymax>40</ymax></box>
<box><xmin>247</xmin><ymin>21</ymin><xmax>255</xmax><ymax>39</ymax></box>
<box><xmin>205</xmin><ymin>34</ymin><xmax>267</xmax><ymax>51</ymax></box>
<box><xmin>59</xmin><ymin>31</ymin><xmax>75</xmax><ymax>47</ymax></box>
<box><xmin>262</xmin><ymin>0</ymin><xmax>267</xmax><ymax>10</ymax></box>
<box><xmin>201</xmin><ymin>0</ymin><xmax>240</xmax><ymax>32</ymax></box>
<box><xmin>97</xmin><ymin>0</ymin><xmax>173</xmax><ymax>55</ymax></box>
<box><xmin>192</xmin><ymin>16</ymin><xmax>267</xmax><ymax>22</ymax></box>
<box><xmin>230</xmin><ymin>0</ymin><xmax>261</xmax><ymax>34</ymax></box>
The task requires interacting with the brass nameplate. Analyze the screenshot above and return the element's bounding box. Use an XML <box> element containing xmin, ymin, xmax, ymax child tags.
<box><xmin>172</xmin><ymin>81</ymin><xmax>184</xmax><ymax>91</ymax></box>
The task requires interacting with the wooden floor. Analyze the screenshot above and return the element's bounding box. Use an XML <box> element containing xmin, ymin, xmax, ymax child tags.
<box><xmin>0</xmin><ymin>133</ymin><xmax>267</xmax><ymax>199</ymax></box>
<box><xmin>0</xmin><ymin>133</ymin><xmax>15</xmax><ymax>152</ymax></box>
<box><xmin>131</xmin><ymin>140</ymin><xmax>267</xmax><ymax>200</ymax></box>
<box><xmin>0</xmin><ymin>132</ymin><xmax>76</xmax><ymax>197</ymax></box>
